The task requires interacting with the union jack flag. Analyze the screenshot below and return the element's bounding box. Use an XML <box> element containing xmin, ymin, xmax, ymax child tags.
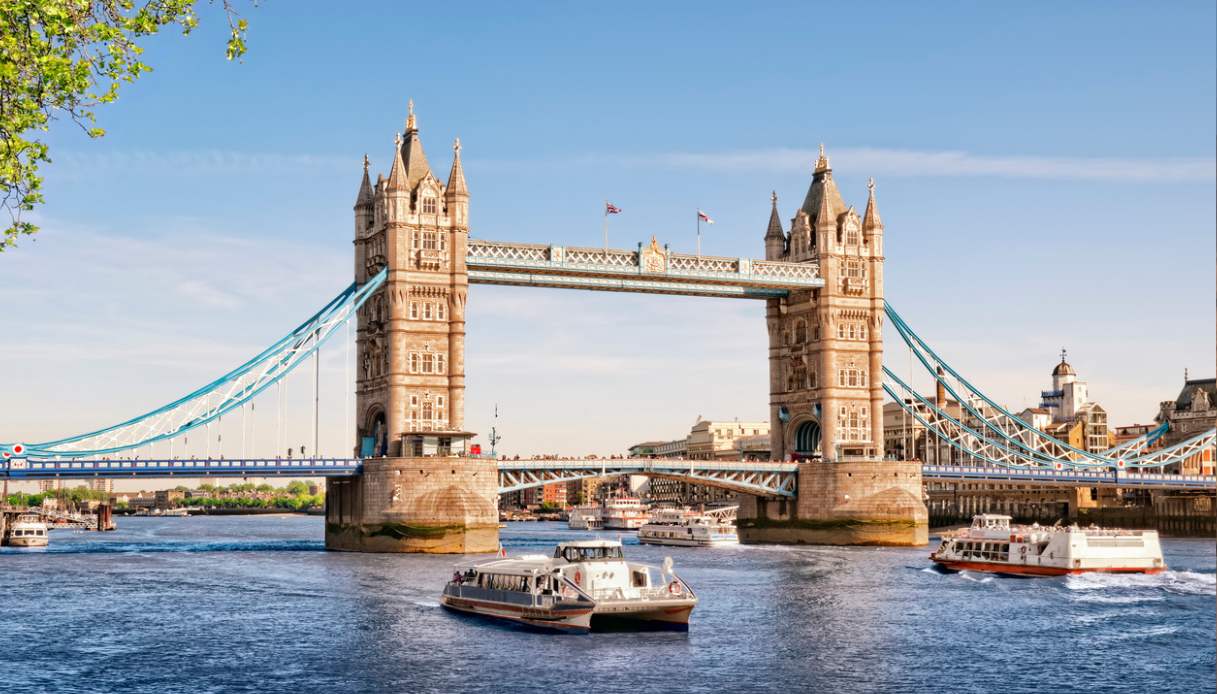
<box><xmin>605</xmin><ymin>202</ymin><xmax>622</xmax><ymax>215</ymax></box>
<box><xmin>697</xmin><ymin>210</ymin><xmax>714</xmax><ymax>224</ymax></box>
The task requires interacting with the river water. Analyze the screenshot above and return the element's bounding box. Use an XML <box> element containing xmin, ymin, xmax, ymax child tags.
<box><xmin>2</xmin><ymin>516</ymin><xmax>1213</xmax><ymax>693</ymax></box>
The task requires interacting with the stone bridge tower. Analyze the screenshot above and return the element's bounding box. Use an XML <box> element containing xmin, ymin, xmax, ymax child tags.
<box><xmin>741</xmin><ymin>146</ymin><xmax>927</xmax><ymax>546</ymax></box>
<box><xmin>327</xmin><ymin>102</ymin><xmax>498</xmax><ymax>553</ymax></box>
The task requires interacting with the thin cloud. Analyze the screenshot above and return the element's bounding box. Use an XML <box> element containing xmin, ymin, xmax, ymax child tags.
<box><xmin>51</xmin><ymin>149</ymin><xmax>352</xmax><ymax>178</ymax></box>
<box><xmin>607</xmin><ymin>147</ymin><xmax>1216</xmax><ymax>182</ymax></box>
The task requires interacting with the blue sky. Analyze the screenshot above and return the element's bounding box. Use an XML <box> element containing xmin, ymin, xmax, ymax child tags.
<box><xmin>2</xmin><ymin>1</ymin><xmax>1214</xmax><ymax>466</ymax></box>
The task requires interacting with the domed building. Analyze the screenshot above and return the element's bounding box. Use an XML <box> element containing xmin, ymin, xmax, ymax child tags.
<box><xmin>1030</xmin><ymin>350</ymin><xmax>1112</xmax><ymax>455</ymax></box>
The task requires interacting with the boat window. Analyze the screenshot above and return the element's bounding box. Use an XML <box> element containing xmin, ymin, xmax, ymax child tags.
<box><xmin>556</xmin><ymin>545</ymin><xmax>624</xmax><ymax>562</ymax></box>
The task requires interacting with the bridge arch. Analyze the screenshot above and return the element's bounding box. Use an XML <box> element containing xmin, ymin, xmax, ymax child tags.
<box><xmin>787</xmin><ymin>416</ymin><xmax>822</xmax><ymax>459</ymax></box>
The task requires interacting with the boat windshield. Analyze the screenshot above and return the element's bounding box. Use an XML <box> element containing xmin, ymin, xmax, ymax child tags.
<box><xmin>555</xmin><ymin>545</ymin><xmax>623</xmax><ymax>562</ymax></box>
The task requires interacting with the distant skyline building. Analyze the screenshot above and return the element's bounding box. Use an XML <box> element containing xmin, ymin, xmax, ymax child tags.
<box><xmin>1156</xmin><ymin>376</ymin><xmax>1216</xmax><ymax>475</ymax></box>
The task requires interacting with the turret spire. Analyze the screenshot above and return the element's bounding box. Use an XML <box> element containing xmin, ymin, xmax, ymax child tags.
<box><xmin>801</xmin><ymin>143</ymin><xmax>845</xmax><ymax>225</ymax></box>
<box><xmin>386</xmin><ymin>133</ymin><xmax>409</xmax><ymax>192</ymax></box>
<box><xmin>445</xmin><ymin>137</ymin><xmax>468</xmax><ymax>198</ymax></box>
<box><xmin>354</xmin><ymin>154</ymin><xmax>373</xmax><ymax>206</ymax></box>
<box><xmin>814</xmin><ymin>143</ymin><xmax>830</xmax><ymax>173</ymax></box>
<box><xmin>399</xmin><ymin>99</ymin><xmax>433</xmax><ymax>186</ymax></box>
<box><xmin>765</xmin><ymin>190</ymin><xmax>784</xmax><ymax>240</ymax></box>
<box><xmin>862</xmin><ymin>177</ymin><xmax>883</xmax><ymax>231</ymax></box>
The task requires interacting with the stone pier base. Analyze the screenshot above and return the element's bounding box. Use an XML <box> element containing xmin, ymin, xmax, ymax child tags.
<box><xmin>325</xmin><ymin>456</ymin><xmax>500</xmax><ymax>553</ymax></box>
<box><xmin>738</xmin><ymin>460</ymin><xmax>928</xmax><ymax>546</ymax></box>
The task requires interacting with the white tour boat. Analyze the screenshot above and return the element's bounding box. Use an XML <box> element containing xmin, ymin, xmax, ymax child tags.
<box><xmin>638</xmin><ymin>506</ymin><xmax>738</xmax><ymax>547</ymax></box>
<box><xmin>442</xmin><ymin>540</ymin><xmax>697</xmax><ymax>632</ymax></box>
<box><xmin>602</xmin><ymin>496</ymin><xmax>649</xmax><ymax>530</ymax></box>
<box><xmin>930</xmin><ymin>514</ymin><xmax>1166</xmax><ymax>576</ymax></box>
<box><xmin>567</xmin><ymin>504</ymin><xmax>604</xmax><ymax>530</ymax></box>
<box><xmin>6</xmin><ymin>513</ymin><xmax>50</xmax><ymax>548</ymax></box>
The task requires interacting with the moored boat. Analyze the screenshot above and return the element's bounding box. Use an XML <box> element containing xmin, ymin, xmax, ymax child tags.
<box><xmin>6</xmin><ymin>513</ymin><xmax>49</xmax><ymax>548</ymax></box>
<box><xmin>567</xmin><ymin>504</ymin><xmax>604</xmax><ymax>530</ymax></box>
<box><xmin>601</xmin><ymin>496</ymin><xmax>648</xmax><ymax>530</ymax></box>
<box><xmin>639</xmin><ymin>507</ymin><xmax>738</xmax><ymax>547</ymax></box>
<box><xmin>930</xmin><ymin>514</ymin><xmax>1165</xmax><ymax>576</ymax></box>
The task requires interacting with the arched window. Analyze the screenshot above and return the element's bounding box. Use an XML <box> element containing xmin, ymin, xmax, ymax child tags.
<box><xmin>422</xmin><ymin>402</ymin><xmax>433</xmax><ymax>421</ymax></box>
<box><xmin>422</xmin><ymin>197</ymin><xmax>437</xmax><ymax>214</ymax></box>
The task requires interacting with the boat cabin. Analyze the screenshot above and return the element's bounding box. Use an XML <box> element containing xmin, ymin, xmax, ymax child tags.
<box><xmin>554</xmin><ymin>541</ymin><xmax>624</xmax><ymax>563</ymax></box>
<box><xmin>971</xmin><ymin>514</ymin><xmax>1012</xmax><ymax>532</ymax></box>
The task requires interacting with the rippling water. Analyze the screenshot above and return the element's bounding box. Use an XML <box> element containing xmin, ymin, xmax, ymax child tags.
<box><xmin>2</xmin><ymin>516</ymin><xmax>1213</xmax><ymax>693</ymax></box>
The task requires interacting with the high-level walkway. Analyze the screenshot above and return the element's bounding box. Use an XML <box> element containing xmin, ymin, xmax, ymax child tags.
<box><xmin>466</xmin><ymin>239</ymin><xmax>823</xmax><ymax>299</ymax></box>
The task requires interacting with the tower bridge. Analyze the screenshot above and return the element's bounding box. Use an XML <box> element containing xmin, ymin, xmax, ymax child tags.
<box><xmin>3</xmin><ymin>102</ymin><xmax>1213</xmax><ymax>552</ymax></box>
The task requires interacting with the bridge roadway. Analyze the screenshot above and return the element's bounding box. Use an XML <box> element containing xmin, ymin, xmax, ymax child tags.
<box><xmin>3</xmin><ymin>458</ymin><xmax>1213</xmax><ymax>492</ymax></box>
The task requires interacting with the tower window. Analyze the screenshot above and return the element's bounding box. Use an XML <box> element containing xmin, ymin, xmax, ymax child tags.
<box><xmin>410</xmin><ymin>354</ymin><xmax>420</xmax><ymax>373</ymax></box>
<box><xmin>423</xmin><ymin>232</ymin><xmax>437</xmax><ymax>250</ymax></box>
<box><xmin>423</xmin><ymin>303</ymin><xmax>433</xmax><ymax>320</ymax></box>
<box><xmin>437</xmin><ymin>302</ymin><xmax>446</xmax><ymax>320</ymax></box>
<box><xmin>437</xmin><ymin>354</ymin><xmax>446</xmax><ymax>374</ymax></box>
<box><xmin>422</xmin><ymin>197</ymin><xmax>437</xmax><ymax>214</ymax></box>
<box><xmin>409</xmin><ymin>302</ymin><xmax>419</xmax><ymax>320</ymax></box>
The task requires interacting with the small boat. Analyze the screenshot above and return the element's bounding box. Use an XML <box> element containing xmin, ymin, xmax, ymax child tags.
<box><xmin>567</xmin><ymin>504</ymin><xmax>604</xmax><ymax>530</ymax></box>
<box><xmin>639</xmin><ymin>507</ymin><xmax>738</xmax><ymax>547</ymax></box>
<box><xmin>601</xmin><ymin>496</ymin><xmax>648</xmax><ymax>530</ymax></box>
<box><xmin>441</xmin><ymin>555</ymin><xmax>597</xmax><ymax>633</ymax></box>
<box><xmin>930</xmin><ymin>514</ymin><xmax>1166</xmax><ymax>576</ymax></box>
<box><xmin>6</xmin><ymin>514</ymin><xmax>49</xmax><ymax>548</ymax></box>
<box><xmin>441</xmin><ymin>540</ymin><xmax>697</xmax><ymax>632</ymax></box>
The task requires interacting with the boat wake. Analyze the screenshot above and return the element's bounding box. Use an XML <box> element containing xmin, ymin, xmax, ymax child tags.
<box><xmin>1065</xmin><ymin>569</ymin><xmax>1216</xmax><ymax>597</ymax></box>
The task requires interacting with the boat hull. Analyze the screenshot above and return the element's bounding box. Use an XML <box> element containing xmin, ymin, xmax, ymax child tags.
<box><xmin>591</xmin><ymin>600</ymin><xmax>696</xmax><ymax>631</ymax></box>
<box><xmin>440</xmin><ymin>595</ymin><xmax>593</xmax><ymax>633</ymax></box>
<box><xmin>7</xmin><ymin>537</ymin><xmax>49</xmax><ymax>548</ymax></box>
<box><xmin>931</xmin><ymin>558</ymin><xmax>1165</xmax><ymax>576</ymax></box>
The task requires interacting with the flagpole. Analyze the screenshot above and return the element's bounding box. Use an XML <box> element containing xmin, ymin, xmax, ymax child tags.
<box><xmin>696</xmin><ymin>211</ymin><xmax>701</xmax><ymax>257</ymax></box>
<box><xmin>602</xmin><ymin>200</ymin><xmax>608</xmax><ymax>249</ymax></box>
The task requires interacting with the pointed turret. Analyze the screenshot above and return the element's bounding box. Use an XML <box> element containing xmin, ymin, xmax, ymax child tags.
<box><xmin>445</xmin><ymin>137</ymin><xmax>469</xmax><ymax>227</ymax></box>
<box><xmin>386</xmin><ymin>133</ymin><xmax>409</xmax><ymax>192</ymax></box>
<box><xmin>354</xmin><ymin>154</ymin><xmax>374</xmax><ymax>240</ymax></box>
<box><xmin>862</xmin><ymin>177</ymin><xmax>883</xmax><ymax>232</ymax></box>
<box><xmin>765</xmin><ymin>191</ymin><xmax>785</xmax><ymax>260</ymax></box>
<box><xmin>814</xmin><ymin>168</ymin><xmax>839</xmax><ymax>231</ymax></box>
<box><xmin>801</xmin><ymin>143</ymin><xmax>847</xmax><ymax>227</ymax></box>
<box><xmin>399</xmin><ymin>98</ymin><xmax>433</xmax><ymax>186</ymax></box>
<box><xmin>445</xmin><ymin>137</ymin><xmax>468</xmax><ymax>198</ymax></box>
<box><xmin>385</xmin><ymin>133</ymin><xmax>411</xmax><ymax>222</ymax></box>
<box><xmin>354</xmin><ymin>154</ymin><xmax>373</xmax><ymax>207</ymax></box>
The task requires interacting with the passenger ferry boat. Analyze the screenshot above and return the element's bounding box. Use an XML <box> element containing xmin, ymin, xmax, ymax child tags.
<box><xmin>6</xmin><ymin>514</ymin><xmax>49</xmax><ymax>548</ymax></box>
<box><xmin>602</xmin><ymin>496</ymin><xmax>649</xmax><ymax>530</ymax></box>
<box><xmin>638</xmin><ymin>507</ymin><xmax>738</xmax><ymax>547</ymax></box>
<box><xmin>441</xmin><ymin>540</ymin><xmax>697</xmax><ymax>632</ymax></box>
<box><xmin>930</xmin><ymin>514</ymin><xmax>1165</xmax><ymax>576</ymax></box>
<box><xmin>567</xmin><ymin>504</ymin><xmax>604</xmax><ymax>530</ymax></box>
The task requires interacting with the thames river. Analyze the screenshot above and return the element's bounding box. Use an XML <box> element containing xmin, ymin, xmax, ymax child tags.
<box><xmin>2</xmin><ymin>516</ymin><xmax>1213</xmax><ymax>693</ymax></box>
